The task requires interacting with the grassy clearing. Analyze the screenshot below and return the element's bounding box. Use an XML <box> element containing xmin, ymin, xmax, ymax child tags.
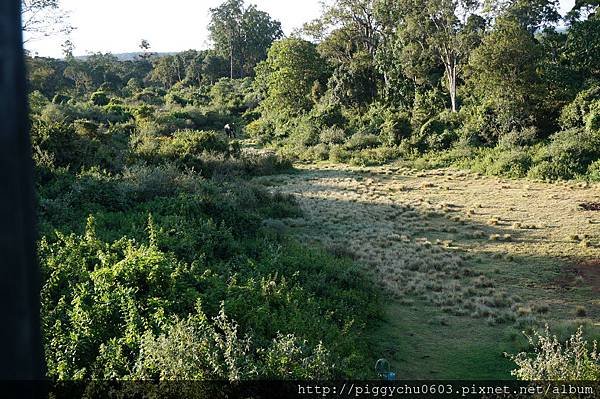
<box><xmin>255</xmin><ymin>162</ymin><xmax>600</xmax><ymax>379</ymax></box>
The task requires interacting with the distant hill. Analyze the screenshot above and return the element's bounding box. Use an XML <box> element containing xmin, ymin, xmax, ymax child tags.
<box><xmin>76</xmin><ymin>52</ymin><xmax>178</xmax><ymax>61</ymax></box>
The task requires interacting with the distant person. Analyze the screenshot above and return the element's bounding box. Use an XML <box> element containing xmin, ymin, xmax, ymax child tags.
<box><xmin>224</xmin><ymin>123</ymin><xmax>236</xmax><ymax>139</ymax></box>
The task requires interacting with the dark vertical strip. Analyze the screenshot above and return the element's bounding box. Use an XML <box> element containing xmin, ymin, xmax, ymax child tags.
<box><xmin>0</xmin><ymin>0</ymin><xmax>44</xmax><ymax>380</ymax></box>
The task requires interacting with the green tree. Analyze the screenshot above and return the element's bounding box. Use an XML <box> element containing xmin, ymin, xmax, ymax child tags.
<box><xmin>393</xmin><ymin>0</ymin><xmax>485</xmax><ymax>112</ymax></box>
<box><xmin>26</xmin><ymin>57</ymin><xmax>71</xmax><ymax>96</ymax></box>
<box><xmin>255</xmin><ymin>38</ymin><xmax>329</xmax><ymax>119</ymax></box>
<box><xmin>565</xmin><ymin>0</ymin><xmax>599</xmax><ymax>22</ymax></box>
<box><xmin>209</xmin><ymin>0</ymin><xmax>283</xmax><ymax>79</ymax></box>
<box><xmin>489</xmin><ymin>0</ymin><xmax>561</xmax><ymax>34</ymax></box>
<box><xmin>148</xmin><ymin>55</ymin><xmax>185</xmax><ymax>88</ymax></box>
<box><xmin>304</xmin><ymin>0</ymin><xmax>384</xmax><ymax>107</ymax></box>
<box><xmin>202</xmin><ymin>51</ymin><xmax>230</xmax><ymax>84</ymax></box>
<box><xmin>467</xmin><ymin>17</ymin><xmax>543</xmax><ymax>135</ymax></box>
<box><xmin>564</xmin><ymin>18</ymin><xmax>600</xmax><ymax>81</ymax></box>
<box><xmin>138</xmin><ymin>39</ymin><xmax>155</xmax><ymax>61</ymax></box>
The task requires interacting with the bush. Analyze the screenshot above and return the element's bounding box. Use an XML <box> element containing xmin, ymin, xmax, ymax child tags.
<box><xmin>90</xmin><ymin>91</ymin><xmax>110</xmax><ymax>106</ymax></box>
<box><xmin>134</xmin><ymin>305</ymin><xmax>258</xmax><ymax>381</ymax></box>
<box><xmin>308</xmin><ymin>101</ymin><xmax>346</xmax><ymax>130</ymax></box>
<box><xmin>165</xmin><ymin>91</ymin><xmax>190</xmax><ymax>107</ymax></box>
<box><xmin>458</xmin><ymin>103</ymin><xmax>495</xmax><ymax>146</ymax></box>
<box><xmin>246</xmin><ymin>118</ymin><xmax>275</xmax><ymax>142</ymax></box>
<box><xmin>560</xmin><ymin>86</ymin><xmax>600</xmax><ymax>130</ymax></box>
<box><xmin>528</xmin><ymin>128</ymin><xmax>600</xmax><ymax>180</ymax></box>
<box><xmin>133</xmin><ymin>104</ymin><xmax>155</xmax><ymax>120</ymax></box>
<box><xmin>329</xmin><ymin>145</ymin><xmax>351</xmax><ymax>163</ymax></box>
<box><xmin>498</xmin><ymin>126</ymin><xmax>539</xmax><ymax>149</ymax></box>
<box><xmin>492</xmin><ymin>150</ymin><xmax>533</xmax><ymax>178</ymax></box>
<box><xmin>302</xmin><ymin>143</ymin><xmax>329</xmax><ymax>161</ymax></box>
<box><xmin>291</xmin><ymin>117</ymin><xmax>320</xmax><ymax>147</ymax></box>
<box><xmin>73</xmin><ymin>119</ymin><xmax>100</xmax><ymax>137</ymax></box>
<box><xmin>51</xmin><ymin>93</ymin><xmax>70</xmax><ymax>105</ymax></box>
<box><xmin>319</xmin><ymin>126</ymin><xmax>346</xmax><ymax>145</ymax></box>
<box><xmin>132</xmin><ymin>130</ymin><xmax>234</xmax><ymax>173</ymax></box>
<box><xmin>103</xmin><ymin>103</ymin><xmax>133</xmax><ymax>122</ymax></box>
<box><xmin>585</xmin><ymin>100</ymin><xmax>600</xmax><ymax>132</ymax></box>
<box><xmin>134</xmin><ymin>308</ymin><xmax>332</xmax><ymax>381</ymax></box>
<box><xmin>40</xmin><ymin>212</ymin><xmax>379</xmax><ymax>380</ymax></box>
<box><xmin>344</xmin><ymin>133</ymin><xmax>380</xmax><ymax>151</ymax></box>
<box><xmin>134</xmin><ymin>88</ymin><xmax>166</xmax><ymax>106</ymax></box>
<box><xmin>411</xmin><ymin>88</ymin><xmax>447</xmax><ymax>129</ymax></box>
<box><xmin>380</xmin><ymin>111</ymin><xmax>411</xmax><ymax>147</ymax></box>
<box><xmin>588</xmin><ymin>160</ymin><xmax>600</xmax><ymax>181</ymax></box>
<box><xmin>31</xmin><ymin>119</ymin><xmax>87</xmax><ymax>172</ymax></box>
<box><xmin>349</xmin><ymin>147</ymin><xmax>402</xmax><ymax>167</ymax></box>
<box><xmin>170</xmin><ymin>130</ymin><xmax>229</xmax><ymax>156</ymax></box>
<box><xmin>506</xmin><ymin>326</ymin><xmax>600</xmax><ymax>380</ymax></box>
<box><xmin>414</xmin><ymin>111</ymin><xmax>461</xmax><ymax>152</ymax></box>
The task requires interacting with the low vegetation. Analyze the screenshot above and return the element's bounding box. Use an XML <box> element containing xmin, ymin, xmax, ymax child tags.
<box><xmin>258</xmin><ymin>163</ymin><xmax>599</xmax><ymax>378</ymax></box>
<box><xmin>25</xmin><ymin>0</ymin><xmax>599</xmax><ymax>382</ymax></box>
<box><xmin>507</xmin><ymin>326</ymin><xmax>600</xmax><ymax>380</ymax></box>
<box><xmin>30</xmin><ymin>27</ymin><xmax>379</xmax><ymax>380</ymax></box>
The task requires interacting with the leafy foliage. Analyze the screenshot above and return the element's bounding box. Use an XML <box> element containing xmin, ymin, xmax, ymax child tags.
<box><xmin>507</xmin><ymin>326</ymin><xmax>600</xmax><ymax>380</ymax></box>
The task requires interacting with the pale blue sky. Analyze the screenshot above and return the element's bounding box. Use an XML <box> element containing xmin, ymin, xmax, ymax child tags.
<box><xmin>25</xmin><ymin>0</ymin><xmax>577</xmax><ymax>58</ymax></box>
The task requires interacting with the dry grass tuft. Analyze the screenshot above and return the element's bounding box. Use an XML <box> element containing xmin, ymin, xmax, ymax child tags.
<box><xmin>575</xmin><ymin>306</ymin><xmax>587</xmax><ymax>317</ymax></box>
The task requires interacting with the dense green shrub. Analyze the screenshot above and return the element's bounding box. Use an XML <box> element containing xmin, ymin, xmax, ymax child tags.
<box><xmin>411</xmin><ymin>88</ymin><xmax>447</xmax><ymax>129</ymax></box>
<box><xmin>52</xmin><ymin>93</ymin><xmax>71</xmax><ymax>105</ymax></box>
<box><xmin>349</xmin><ymin>147</ymin><xmax>402</xmax><ymax>167</ymax></box>
<box><xmin>414</xmin><ymin>111</ymin><xmax>461</xmax><ymax>152</ymax></box>
<box><xmin>90</xmin><ymin>91</ymin><xmax>110</xmax><ymax>106</ymax></box>
<box><xmin>133</xmin><ymin>88</ymin><xmax>166</xmax><ymax>106</ymax></box>
<box><xmin>588</xmin><ymin>160</ymin><xmax>600</xmax><ymax>181</ymax></box>
<box><xmin>344</xmin><ymin>133</ymin><xmax>381</xmax><ymax>151</ymax></box>
<box><xmin>245</xmin><ymin>118</ymin><xmax>276</xmax><ymax>142</ymax></box>
<box><xmin>308</xmin><ymin>100</ymin><xmax>346</xmax><ymax>130</ymax></box>
<box><xmin>210</xmin><ymin>78</ymin><xmax>252</xmax><ymax>112</ymax></box>
<box><xmin>104</xmin><ymin>103</ymin><xmax>133</xmax><ymax>122</ymax></box>
<box><xmin>291</xmin><ymin>117</ymin><xmax>320</xmax><ymax>147</ymax></box>
<box><xmin>560</xmin><ymin>86</ymin><xmax>600</xmax><ymax>130</ymax></box>
<box><xmin>302</xmin><ymin>143</ymin><xmax>330</xmax><ymax>161</ymax></box>
<box><xmin>40</xmin><ymin>205</ymin><xmax>378</xmax><ymax>380</ymax></box>
<box><xmin>528</xmin><ymin>128</ymin><xmax>600</xmax><ymax>180</ymax></box>
<box><xmin>165</xmin><ymin>91</ymin><xmax>190</xmax><ymax>107</ymax></box>
<box><xmin>380</xmin><ymin>110</ymin><xmax>411</xmax><ymax>147</ymax></box>
<box><xmin>498</xmin><ymin>126</ymin><xmax>539</xmax><ymax>149</ymax></box>
<box><xmin>133</xmin><ymin>104</ymin><xmax>155</xmax><ymax>120</ymax></box>
<box><xmin>131</xmin><ymin>130</ymin><xmax>234</xmax><ymax>173</ymax></box>
<box><xmin>329</xmin><ymin>145</ymin><xmax>351</xmax><ymax>163</ymax></box>
<box><xmin>468</xmin><ymin>148</ymin><xmax>533</xmax><ymax>178</ymax></box>
<box><xmin>170</xmin><ymin>130</ymin><xmax>230</xmax><ymax>156</ymax></box>
<box><xmin>319</xmin><ymin>126</ymin><xmax>347</xmax><ymax>145</ymax></box>
<box><xmin>458</xmin><ymin>102</ymin><xmax>504</xmax><ymax>146</ymax></box>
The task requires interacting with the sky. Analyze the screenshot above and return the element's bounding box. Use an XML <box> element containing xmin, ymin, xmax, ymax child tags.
<box><xmin>25</xmin><ymin>0</ymin><xmax>577</xmax><ymax>58</ymax></box>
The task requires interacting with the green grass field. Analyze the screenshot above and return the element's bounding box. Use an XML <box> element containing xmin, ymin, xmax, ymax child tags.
<box><xmin>255</xmin><ymin>162</ymin><xmax>600</xmax><ymax>379</ymax></box>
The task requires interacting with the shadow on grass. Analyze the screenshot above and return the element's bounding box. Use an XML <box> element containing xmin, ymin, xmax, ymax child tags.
<box><xmin>265</xmin><ymin>167</ymin><xmax>600</xmax><ymax>379</ymax></box>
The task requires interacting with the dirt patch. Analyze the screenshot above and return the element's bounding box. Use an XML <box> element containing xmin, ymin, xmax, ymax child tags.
<box><xmin>576</xmin><ymin>260</ymin><xmax>600</xmax><ymax>292</ymax></box>
<box><xmin>579</xmin><ymin>202</ymin><xmax>600</xmax><ymax>211</ymax></box>
<box><xmin>556</xmin><ymin>260</ymin><xmax>600</xmax><ymax>292</ymax></box>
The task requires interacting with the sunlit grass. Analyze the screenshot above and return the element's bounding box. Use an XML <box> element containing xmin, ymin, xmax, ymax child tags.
<box><xmin>255</xmin><ymin>162</ymin><xmax>600</xmax><ymax>378</ymax></box>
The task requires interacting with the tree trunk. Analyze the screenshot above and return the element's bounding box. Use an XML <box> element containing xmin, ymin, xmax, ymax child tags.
<box><xmin>450</xmin><ymin>64</ymin><xmax>457</xmax><ymax>113</ymax></box>
<box><xmin>230</xmin><ymin>44</ymin><xmax>234</xmax><ymax>79</ymax></box>
<box><xmin>445</xmin><ymin>57</ymin><xmax>458</xmax><ymax>113</ymax></box>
